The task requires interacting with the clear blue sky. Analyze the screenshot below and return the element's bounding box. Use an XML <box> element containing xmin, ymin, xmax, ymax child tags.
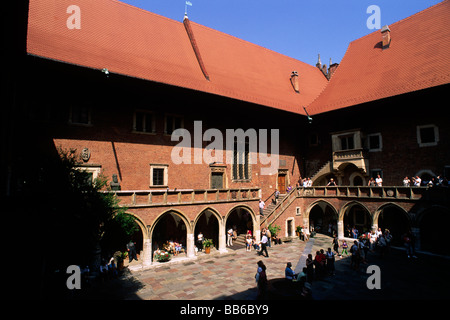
<box><xmin>120</xmin><ymin>0</ymin><xmax>442</xmax><ymax>66</ymax></box>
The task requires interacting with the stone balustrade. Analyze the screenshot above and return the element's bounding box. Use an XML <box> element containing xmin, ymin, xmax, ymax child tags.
<box><xmin>106</xmin><ymin>187</ymin><xmax>261</xmax><ymax>207</ymax></box>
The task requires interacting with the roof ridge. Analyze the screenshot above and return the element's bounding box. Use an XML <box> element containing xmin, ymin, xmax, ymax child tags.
<box><xmin>110</xmin><ymin>0</ymin><xmax>185</xmax><ymax>26</ymax></box>
<box><xmin>189</xmin><ymin>20</ymin><xmax>318</xmax><ymax>70</ymax></box>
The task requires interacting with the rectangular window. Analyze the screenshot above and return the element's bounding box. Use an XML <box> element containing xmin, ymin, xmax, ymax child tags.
<box><xmin>367</xmin><ymin>133</ymin><xmax>382</xmax><ymax>152</ymax></box>
<box><xmin>69</xmin><ymin>105</ymin><xmax>91</xmax><ymax>125</ymax></box>
<box><xmin>152</xmin><ymin>168</ymin><xmax>164</xmax><ymax>186</ymax></box>
<box><xmin>150</xmin><ymin>164</ymin><xmax>168</xmax><ymax>187</ymax></box>
<box><xmin>417</xmin><ymin>125</ymin><xmax>439</xmax><ymax>147</ymax></box>
<box><xmin>74</xmin><ymin>165</ymin><xmax>101</xmax><ymax>186</ymax></box>
<box><xmin>165</xmin><ymin>114</ymin><xmax>184</xmax><ymax>135</ymax></box>
<box><xmin>211</xmin><ymin>172</ymin><xmax>224</xmax><ymax>189</ymax></box>
<box><xmin>340</xmin><ymin>135</ymin><xmax>354</xmax><ymax>150</ymax></box>
<box><xmin>134</xmin><ymin>111</ymin><xmax>155</xmax><ymax>133</ymax></box>
<box><xmin>232</xmin><ymin>139</ymin><xmax>250</xmax><ymax>181</ymax></box>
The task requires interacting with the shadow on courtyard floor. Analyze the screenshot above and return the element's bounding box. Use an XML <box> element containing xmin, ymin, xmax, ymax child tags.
<box><xmin>61</xmin><ymin>237</ymin><xmax>450</xmax><ymax>300</ymax></box>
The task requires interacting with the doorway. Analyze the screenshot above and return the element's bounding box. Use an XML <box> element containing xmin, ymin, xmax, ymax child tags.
<box><xmin>277</xmin><ymin>172</ymin><xmax>287</xmax><ymax>193</ymax></box>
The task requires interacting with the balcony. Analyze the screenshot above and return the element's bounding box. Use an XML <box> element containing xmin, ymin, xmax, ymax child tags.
<box><xmin>107</xmin><ymin>188</ymin><xmax>261</xmax><ymax>208</ymax></box>
<box><xmin>332</xmin><ymin>148</ymin><xmax>369</xmax><ymax>173</ymax></box>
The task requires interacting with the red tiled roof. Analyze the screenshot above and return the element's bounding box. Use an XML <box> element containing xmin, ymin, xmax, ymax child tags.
<box><xmin>26</xmin><ymin>0</ymin><xmax>328</xmax><ymax>115</ymax></box>
<box><xmin>307</xmin><ymin>0</ymin><xmax>450</xmax><ymax>115</ymax></box>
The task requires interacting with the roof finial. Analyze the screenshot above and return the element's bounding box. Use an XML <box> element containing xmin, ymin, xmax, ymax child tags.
<box><xmin>316</xmin><ymin>54</ymin><xmax>322</xmax><ymax>68</ymax></box>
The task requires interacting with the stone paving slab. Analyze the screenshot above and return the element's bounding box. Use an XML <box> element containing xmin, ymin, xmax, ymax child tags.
<box><xmin>74</xmin><ymin>234</ymin><xmax>450</xmax><ymax>301</ymax></box>
<box><xmin>121</xmin><ymin>239</ymin><xmax>309</xmax><ymax>300</ymax></box>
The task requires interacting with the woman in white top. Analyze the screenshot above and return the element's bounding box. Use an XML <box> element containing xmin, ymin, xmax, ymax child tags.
<box><xmin>375</xmin><ymin>174</ymin><xmax>383</xmax><ymax>186</ymax></box>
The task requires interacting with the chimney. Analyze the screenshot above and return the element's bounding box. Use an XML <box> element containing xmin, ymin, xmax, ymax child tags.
<box><xmin>328</xmin><ymin>62</ymin><xmax>339</xmax><ymax>79</ymax></box>
<box><xmin>381</xmin><ymin>25</ymin><xmax>391</xmax><ymax>49</ymax></box>
<box><xmin>290</xmin><ymin>71</ymin><xmax>299</xmax><ymax>93</ymax></box>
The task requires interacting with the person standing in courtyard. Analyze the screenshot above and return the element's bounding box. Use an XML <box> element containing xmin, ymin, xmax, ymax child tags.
<box><xmin>350</xmin><ymin>240</ymin><xmax>360</xmax><ymax>270</ymax></box>
<box><xmin>341</xmin><ymin>240</ymin><xmax>349</xmax><ymax>257</ymax></box>
<box><xmin>326</xmin><ymin>247</ymin><xmax>336</xmax><ymax>275</ymax></box>
<box><xmin>332</xmin><ymin>235</ymin><xmax>340</xmax><ymax>257</ymax></box>
<box><xmin>403</xmin><ymin>230</ymin><xmax>418</xmax><ymax>258</ymax></box>
<box><xmin>305</xmin><ymin>253</ymin><xmax>314</xmax><ymax>283</ymax></box>
<box><xmin>127</xmin><ymin>240</ymin><xmax>138</xmax><ymax>263</ymax></box>
<box><xmin>255</xmin><ymin>260</ymin><xmax>268</xmax><ymax>299</ymax></box>
<box><xmin>259</xmin><ymin>232</ymin><xmax>269</xmax><ymax>257</ymax></box>
<box><xmin>197</xmin><ymin>231</ymin><xmax>204</xmax><ymax>252</ymax></box>
<box><xmin>227</xmin><ymin>227</ymin><xmax>233</xmax><ymax>247</ymax></box>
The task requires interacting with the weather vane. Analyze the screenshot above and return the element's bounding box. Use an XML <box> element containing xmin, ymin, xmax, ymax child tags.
<box><xmin>185</xmin><ymin>1</ymin><xmax>192</xmax><ymax>17</ymax></box>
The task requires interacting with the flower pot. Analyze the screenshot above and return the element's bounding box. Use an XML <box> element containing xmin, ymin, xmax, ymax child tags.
<box><xmin>205</xmin><ymin>246</ymin><xmax>211</xmax><ymax>254</ymax></box>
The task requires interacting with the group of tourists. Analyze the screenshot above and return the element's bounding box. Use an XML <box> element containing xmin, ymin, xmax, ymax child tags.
<box><xmin>163</xmin><ymin>239</ymin><xmax>185</xmax><ymax>256</ymax></box>
<box><xmin>403</xmin><ymin>175</ymin><xmax>449</xmax><ymax>187</ymax></box>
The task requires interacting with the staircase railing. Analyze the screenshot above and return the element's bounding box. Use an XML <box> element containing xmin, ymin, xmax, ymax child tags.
<box><xmin>260</xmin><ymin>187</ymin><xmax>298</xmax><ymax>226</ymax></box>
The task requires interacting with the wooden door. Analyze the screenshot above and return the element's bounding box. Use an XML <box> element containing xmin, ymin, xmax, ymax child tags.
<box><xmin>278</xmin><ymin>174</ymin><xmax>286</xmax><ymax>193</ymax></box>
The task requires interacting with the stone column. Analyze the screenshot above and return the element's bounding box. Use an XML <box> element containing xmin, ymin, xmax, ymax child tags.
<box><xmin>337</xmin><ymin>220</ymin><xmax>344</xmax><ymax>239</ymax></box>
<box><xmin>142</xmin><ymin>238</ymin><xmax>153</xmax><ymax>266</ymax></box>
<box><xmin>186</xmin><ymin>233</ymin><xmax>195</xmax><ymax>258</ymax></box>
<box><xmin>254</xmin><ymin>215</ymin><xmax>261</xmax><ymax>242</ymax></box>
<box><xmin>218</xmin><ymin>224</ymin><xmax>227</xmax><ymax>253</ymax></box>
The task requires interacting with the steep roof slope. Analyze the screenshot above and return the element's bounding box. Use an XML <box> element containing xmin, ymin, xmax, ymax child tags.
<box><xmin>26</xmin><ymin>0</ymin><xmax>328</xmax><ymax>115</ymax></box>
<box><xmin>307</xmin><ymin>0</ymin><xmax>450</xmax><ymax>115</ymax></box>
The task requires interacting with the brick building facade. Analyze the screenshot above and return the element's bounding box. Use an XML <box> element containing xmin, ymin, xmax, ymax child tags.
<box><xmin>4</xmin><ymin>0</ymin><xmax>450</xmax><ymax>273</ymax></box>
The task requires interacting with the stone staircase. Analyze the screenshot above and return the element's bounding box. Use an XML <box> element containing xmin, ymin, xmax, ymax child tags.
<box><xmin>310</xmin><ymin>161</ymin><xmax>331</xmax><ymax>183</ymax></box>
<box><xmin>263</xmin><ymin>194</ymin><xmax>286</xmax><ymax>216</ymax></box>
<box><xmin>228</xmin><ymin>234</ymin><xmax>246</xmax><ymax>250</ymax></box>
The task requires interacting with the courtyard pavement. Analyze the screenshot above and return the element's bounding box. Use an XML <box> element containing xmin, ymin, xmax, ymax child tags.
<box><xmin>74</xmin><ymin>233</ymin><xmax>450</xmax><ymax>301</ymax></box>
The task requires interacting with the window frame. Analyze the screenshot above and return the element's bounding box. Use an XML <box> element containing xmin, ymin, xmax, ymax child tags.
<box><xmin>232</xmin><ymin>138</ymin><xmax>251</xmax><ymax>182</ymax></box>
<box><xmin>367</xmin><ymin>133</ymin><xmax>383</xmax><ymax>152</ymax></box>
<box><xmin>133</xmin><ymin>110</ymin><xmax>156</xmax><ymax>134</ymax></box>
<box><xmin>417</xmin><ymin>124</ymin><xmax>439</xmax><ymax>147</ymax></box>
<box><xmin>69</xmin><ymin>105</ymin><xmax>92</xmax><ymax>126</ymax></box>
<box><xmin>164</xmin><ymin>114</ymin><xmax>184</xmax><ymax>136</ymax></box>
<box><xmin>149</xmin><ymin>164</ymin><xmax>169</xmax><ymax>188</ymax></box>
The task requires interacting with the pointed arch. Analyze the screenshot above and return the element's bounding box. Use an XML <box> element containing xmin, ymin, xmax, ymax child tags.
<box><xmin>373</xmin><ymin>203</ymin><xmax>410</xmax><ymax>226</ymax></box>
<box><xmin>225</xmin><ymin>204</ymin><xmax>257</xmax><ymax>222</ymax></box>
<box><xmin>148</xmin><ymin>209</ymin><xmax>192</xmax><ymax>235</ymax></box>
<box><xmin>340</xmin><ymin>201</ymin><xmax>373</xmax><ymax>235</ymax></box>
<box><xmin>339</xmin><ymin>201</ymin><xmax>372</xmax><ymax>221</ymax></box>
<box><xmin>305</xmin><ymin>199</ymin><xmax>339</xmax><ymax>219</ymax></box>
<box><xmin>124</xmin><ymin>211</ymin><xmax>149</xmax><ymax>240</ymax></box>
<box><xmin>193</xmin><ymin>207</ymin><xmax>222</xmax><ymax>250</ymax></box>
<box><xmin>225</xmin><ymin>205</ymin><xmax>257</xmax><ymax>240</ymax></box>
<box><xmin>193</xmin><ymin>206</ymin><xmax>223</xmax><ymax>226</ymax></box>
